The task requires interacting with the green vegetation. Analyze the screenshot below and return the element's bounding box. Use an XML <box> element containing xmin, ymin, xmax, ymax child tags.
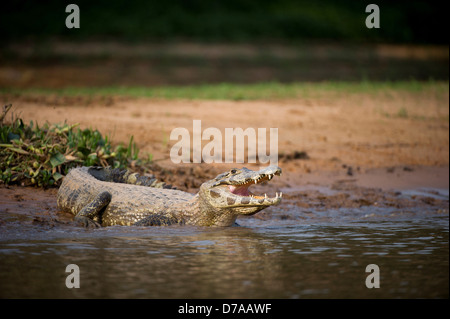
<box><xmin>0</xmin><ymin>105</ymin><xmax>148</xmax><ymax>187</ymax></box>
<box><xmin>2</xmin><ymin>80</ymin><xmax>447</xmax><ymax>101</ymax></box>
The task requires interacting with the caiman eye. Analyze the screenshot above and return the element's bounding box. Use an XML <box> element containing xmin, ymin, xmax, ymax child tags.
<box><xmin>230</xmin><ymin>169</ymin><xmax>238</xmax><ymax>174</ymax></box>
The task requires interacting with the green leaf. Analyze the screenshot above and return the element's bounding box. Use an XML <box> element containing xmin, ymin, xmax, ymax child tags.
<box><xmin>10</xmin><ymin>147</ymin><xmax>29</xmax><ymax>155</ymax></box>
<box><xmin>50</xmin><ymin>152</ymin><xmax>66</xmax><ymax>167</ymax></box>
<box><xmin>52</xmin><ymin>172</ymin><xmax>63</xmax><ymax>181</ymax></box>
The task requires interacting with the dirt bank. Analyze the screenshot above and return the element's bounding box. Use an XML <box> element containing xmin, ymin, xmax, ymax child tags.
<box><xmin>0</xmin><ymin>87</ymin><xmax>448</xmax><ymax>226</ymax></box>
<box><xmin>2</xmin><ymin>89</ymin><xmax>448</xmax><ymax>172</ymax></box>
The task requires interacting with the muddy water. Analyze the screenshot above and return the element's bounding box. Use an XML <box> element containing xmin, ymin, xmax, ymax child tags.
<box><xmin>0</xmin><ymin>186</ymin><xmax>448</xmax><ymax>298</ymax></box>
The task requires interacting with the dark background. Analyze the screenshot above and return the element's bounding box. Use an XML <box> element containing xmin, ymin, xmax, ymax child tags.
<box><xmin>0</xmin><ymin>0</ymin><xmax>448</xmax><ymax>87</ymax></box>
<box><xmin>1</xmin><ymin>0</ymin><xmax>446</xmax><ymax>44</ymax></box>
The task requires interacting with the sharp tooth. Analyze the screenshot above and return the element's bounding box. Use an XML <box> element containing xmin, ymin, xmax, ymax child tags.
<box><xmin>275</xmin><ymin>192</ymin><xmax>279</xmax><ymax>198</ymax></box>
<box><xmin>268</xmin><ymin>174</ymin><xmax>272</xmax><ymax>180</ymax></box>
<box><xmin>254</xmin><ymin>179</ymin><xmax>257</xmax><ymax>184</ymax></box>
<box><xmin>264</xmin><ymin>193</ymin><xmax>267</xmax><ymax>199</ymax></box>
<box><xmin>280</xmin><ymin>192</ymin><xmax>283</xmax><ymax>198</ymax></box>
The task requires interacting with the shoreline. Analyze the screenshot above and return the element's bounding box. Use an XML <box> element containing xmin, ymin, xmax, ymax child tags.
<box><xmin>1</xmin><ymin>164</ymin><xmax>448</xmax><ymax>230</ymax></box>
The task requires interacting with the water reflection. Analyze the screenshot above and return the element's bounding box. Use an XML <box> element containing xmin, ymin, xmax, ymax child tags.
<box><xmin>0</xmin><ymin>215</ymin><xmax>448</xmax><ymax>298</ymax></box>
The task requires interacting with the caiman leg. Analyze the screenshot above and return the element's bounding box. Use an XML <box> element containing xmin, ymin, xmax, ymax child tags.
<box><xmin>75</xmin><ymin>191</ymin><xmax>112</xmax><ymax>228</ymax></box>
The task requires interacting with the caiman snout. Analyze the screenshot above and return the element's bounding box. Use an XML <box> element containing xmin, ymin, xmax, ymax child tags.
<box><xmin>203</xmin><ymin>166</ymin><xmax>283</xmax><ymax>212</ymax></box>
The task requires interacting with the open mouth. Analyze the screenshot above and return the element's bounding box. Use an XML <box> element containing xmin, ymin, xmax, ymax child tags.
<box><xmin>227</xmin><ymin>171</ymin><xmax>282</xmax><ymax>200</ymax></box>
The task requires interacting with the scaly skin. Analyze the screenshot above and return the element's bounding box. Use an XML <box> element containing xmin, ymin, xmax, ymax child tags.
<box><xmin>57</xmin><ymin>166</ymin><xmax>282</xmax><ymax>227</ymax></box>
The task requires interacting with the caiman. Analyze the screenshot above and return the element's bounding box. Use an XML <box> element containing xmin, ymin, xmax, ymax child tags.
<box><xmin>57</xmin><ymin>166</ymin><xmax>283</xmax><ymax>227</ymax></box>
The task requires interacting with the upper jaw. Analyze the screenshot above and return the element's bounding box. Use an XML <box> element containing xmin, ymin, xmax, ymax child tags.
<box><xmin>212</xmin><ymin>166</ymin><xmax>282</xmax><ymax>187</ymax></box>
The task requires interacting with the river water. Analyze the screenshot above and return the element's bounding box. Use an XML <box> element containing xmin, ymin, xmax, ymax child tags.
<box><xmin>0</xmin><ymin>188</ymin><xmax>448</xmax><ymax>299</ymax></box>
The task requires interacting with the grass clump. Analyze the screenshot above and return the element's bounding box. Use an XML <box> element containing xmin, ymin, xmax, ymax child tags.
<box><xmin>0</xmin><ymin>104</ymin><xmax>147</xmax><ymax>187</ymax></box>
